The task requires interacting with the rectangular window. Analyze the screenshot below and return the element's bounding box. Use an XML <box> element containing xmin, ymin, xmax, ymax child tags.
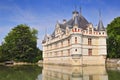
<box><xmin>75</xmin><ymin>37</ymin><xmax>77</xmax><ymax>44</ymax></box>
<box><xmin>68</xmin><ymin>49</ymin><xmax>70</xmax><ymax>56</ymax></box>
<box><xmin>89</xmin><ymin>28</ymin><xmax>92</xmax><ymax>34</ymax></box>
<box><xmin>50</xmin><ymin>52</ymin><xmax>52</xmax><ymax>57</ymax></box>
<box><xmin>55</xmin><ymin>51</ymin><xmax>57</xmax><ymax>56</ymax></box>
<box><xmin>68</xmin><ymin>39</ymin><xmax>70</xmax><ymax>46</ymax></box>
<box><xmin>47</xmin><ymin>46</ymin><xmax>48</xmax><ymax>50</ymax></box>
<box><xmin>46</xmin><ymin>53</ymin><xmax>48</xmax><ymax>57</ymax></box>
<box><xmin>88</xmin><ymin>38</ymin><xmax>92</xmax><ymax>45</ymax></box>
<box><xmin>61</xmin><ymin>41</ymin><xmax>63</xmax><ymax>47</ymax></box>
<box><xmin>88</xmin><ymin>49</ymin><xmax>92</xmax><ymax>56</ymax></box>
<box><xmin>61</xmin><ymin>51</ymin><xmax>63</xmax><ymax>56</ymax></box>
<box><xmin>55</xmin><ymin>43</ymin><xmax>57</xmax><ymax>48</ymax></box>
<box><xmin>50</xmin><ymin>44</ymin><xmax>52</xmax><ymax>49</ymax></box>
<box><xmin>89</xmin><ymin>75</ymin><xmax>93</xmax><ymax>80</ymax></box>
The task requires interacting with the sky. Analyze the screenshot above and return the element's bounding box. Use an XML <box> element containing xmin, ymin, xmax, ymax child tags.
<box><xmin>0</xmin><ymin>0</ymin><xmax>120</xmax><ymax>49</ymax></box>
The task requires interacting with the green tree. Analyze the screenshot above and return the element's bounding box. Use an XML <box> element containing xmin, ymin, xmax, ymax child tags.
<box><xmin>0</xmin><ymin>24</ymin><xmax>42</xmax><ymax>62</ymax></box>
<box><xmin>0</xmin><ymin>46</ymin><xmax>2</xmax><ymax>60</ymax></box>
<box><xmin>107</xmin><ymin>17</ymin><xmax>120</xmax><ymax>58</ymax></box>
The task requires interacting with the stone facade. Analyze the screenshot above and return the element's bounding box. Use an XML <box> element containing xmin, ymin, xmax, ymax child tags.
<box><xmin>42</xmin><ymin>10</ymin><xmax>107</xmax><ymax>66</ymax></box>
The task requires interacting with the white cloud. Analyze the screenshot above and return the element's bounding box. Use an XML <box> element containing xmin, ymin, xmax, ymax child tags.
<box><xmin>9</xmin><ymin>6</ymin><xmax>40</xmax><ymax>23</ymax></box>
<box><xmin>0</xmin><ymin>3</ymin><xmax>41</xmax><ymax>24</ymax></box>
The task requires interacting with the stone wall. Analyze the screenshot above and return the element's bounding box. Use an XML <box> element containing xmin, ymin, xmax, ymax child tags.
<box><xmin>106</xmin><ymin>59</ymin><xmax>120</xmax><ymax>67</ymax></box>
<box><xmin>43</xmin><ymin>55</ymin><xmax>106</xmax><ymax>66</ymax></box>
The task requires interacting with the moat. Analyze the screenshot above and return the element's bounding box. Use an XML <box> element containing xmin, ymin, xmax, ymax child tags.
<box><xmin>0</xmin><ymin>65</ymin><xmax>120</xmax><ymax>80</ymax></box>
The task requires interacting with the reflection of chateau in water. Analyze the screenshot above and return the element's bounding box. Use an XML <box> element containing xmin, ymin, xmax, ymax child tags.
<box><xmin>42</xmin><ymin>65</ymin><xmax>108</xmax><ymax>80</ymax></box>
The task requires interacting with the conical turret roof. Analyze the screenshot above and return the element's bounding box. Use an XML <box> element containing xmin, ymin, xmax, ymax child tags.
<box><xmin>97</xmin><ymin>11</ymin><xmax>105</xmax><ymax>31</ymax></box>
<box><xmin>97</xmin><ymin>20</ymin><xmax>105</xmax><ymax>31</ymax></box>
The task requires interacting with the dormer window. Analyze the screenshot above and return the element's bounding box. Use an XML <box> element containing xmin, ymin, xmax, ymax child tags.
<box><xmin>75</xmin><ymin>28</ymin><xmax>77</xmax><ymax>32</ymax></box>
<box><xmin>75</xmin><ymin>37</ymin><xmax>77</xmax><ymax>43</ymax></box>
<box><xmin>89</xmin><ymin>28</ymin><xmax>92</xmax><ymax>34</ymax></box>
<box><xmin>55</xmin><ymin>27</ymin><xmax>62</xmax><ymax>37</ymax></box>
<box><xmin>66</xmin><ymin>27</ymin><xmax>69</xmax><ymax>34</ymax></box>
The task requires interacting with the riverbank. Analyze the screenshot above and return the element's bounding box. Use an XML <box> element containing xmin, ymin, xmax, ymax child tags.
<box><xmin>0</xmin><ymin>61</ymin><xmax>37</xmax><ymax>66</ymax></box>
<box><xmin>0</xmin><ymin>59</ymin><xmax>120</xmax><ymax>67</ymax></box>
<box><xmin>106</xmin><ymin>59</ymin><xmax>120</xmax><ymax>68</ymax></box>
<box><xmin>38</xmin><ymin>59</ymin><xmax>120</xmax><ymax>67</ymax></box>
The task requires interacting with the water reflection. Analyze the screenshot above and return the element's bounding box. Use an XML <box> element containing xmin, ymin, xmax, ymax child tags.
<box><xmin>41</xmin><ymin>65</ymin><xmax>108</xmax><ymax>80</ymax></box>
<box><xmin>0</xmin><ymin>65</ymin><xmax>42</xmax><ymax>80</ymax></box>
<box><xmin>0</xmin><ymin>65</ymin><xmax>120</xmax><ymax>80</ymax></box>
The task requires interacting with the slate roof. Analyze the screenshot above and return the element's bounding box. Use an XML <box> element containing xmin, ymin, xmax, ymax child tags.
<box><xmin>97</xmin><ymin>20</ymin><xmax>105</xmax><ymax>31</ymax></box>
<box><xmin>66</xmin><ymin>15</ymin><xmax>89</xmax><ymax>29</ymax></box>
<box><xmin>59</xmin><ymin>11</ymin><xmax>89</xmax><ymax>29</ymax></box>
<box><xmin>43</xmin><ymin>10</ymin><xmax>105</xmax><ymax>40</ymax></box>
<box><xmin>50</xmin><ymin>11</ymin><xmax>90</xmax><ymax>38</ymax></box>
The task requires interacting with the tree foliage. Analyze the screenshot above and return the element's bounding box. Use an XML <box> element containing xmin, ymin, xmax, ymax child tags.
<box><xmin>0</xmin><ymin>24</ymin><xmax>42</xmax><ymax>62</ymax></box>
<box><xmin>107</xmin><ymin>17</ymin><xmax>120</xmax><ymax>58</ymax></box>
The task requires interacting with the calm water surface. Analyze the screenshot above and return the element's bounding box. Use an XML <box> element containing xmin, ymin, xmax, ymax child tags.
<box><xmin>0</xmin><ymin>65</ymin><xmax>120</xmax><ymax>80</ymax></box>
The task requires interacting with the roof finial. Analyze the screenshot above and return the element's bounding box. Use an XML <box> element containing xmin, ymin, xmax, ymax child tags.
<box><xmin>97</xmin><ymin>9</ymin><xmax>105</xmax><ymax>31</ymax></box>
<box><xmin>57</xmin><ymin>20</ymin><xmax>60</xmax><ymax>24</ymax></box>
<box><xmin>99</xmin><ymin>9</ymin><xmax>102</xmax><ymax>20</ymax></box>
<box><xmin>74</xmin><ymin>5</ymin><xmax>77</xmax><ymax>11</ymax></box>
<box><xmin>45</xmin><ymin>26</ymin><xmax>47</xmax><ymax>35</ymax></box>
<box><xmin>57</xmin><ymin>20</ymin><xmax>59</xmax><ymax>24</ymax></box>
<box><xmin>80</xmin><ymin>6</ymin><xmax>82</xmax><ymax>15</ymax></box>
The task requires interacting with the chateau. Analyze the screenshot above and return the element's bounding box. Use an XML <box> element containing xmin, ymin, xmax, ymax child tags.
<box><xmin>42</xmin><ymin>9</ymin><xmax>107</xmax><ymax>65</ymax></box>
